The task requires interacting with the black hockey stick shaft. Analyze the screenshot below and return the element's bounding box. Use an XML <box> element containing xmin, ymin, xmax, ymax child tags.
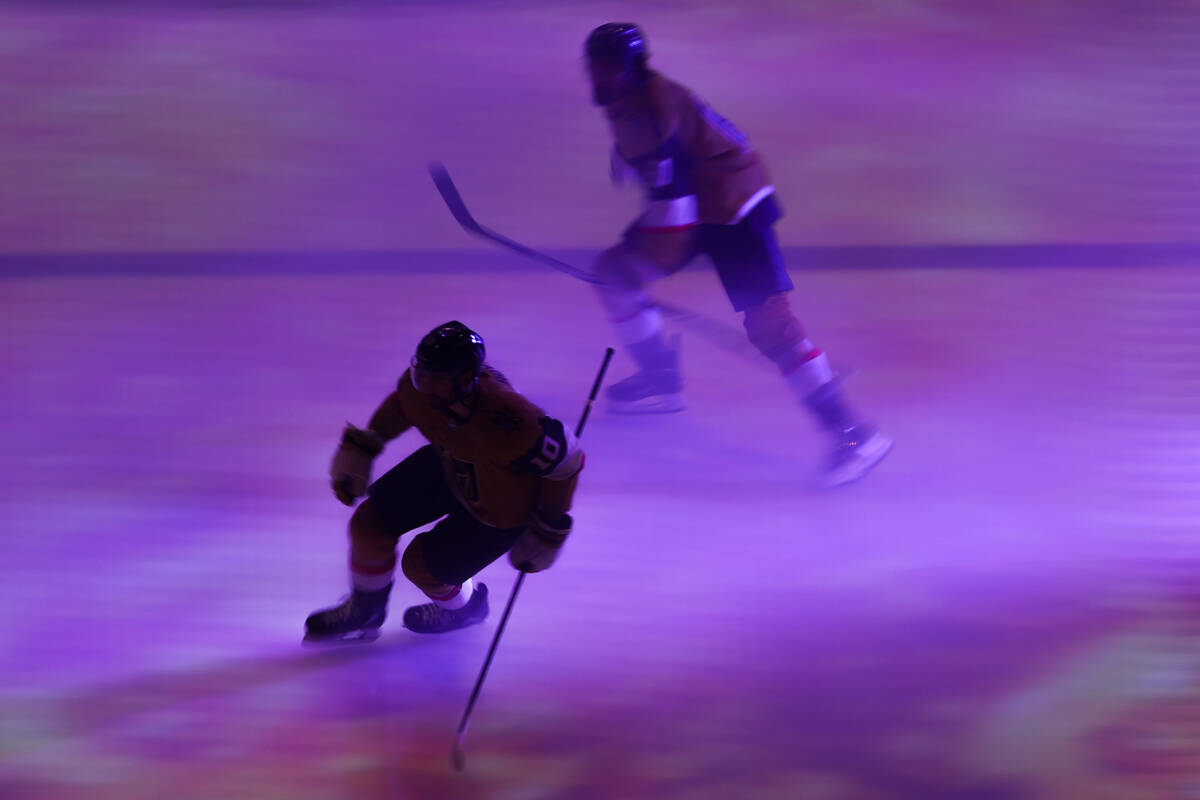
<box><xmin>429</xmin><ymin>162</ymin><xmax>605</xmax><ymax>285</ymax></box>
<box><xmin>573</xmin><ymin>346</ymin><xmax>613</xmax><ymax>440</ymax></box>
<box><xmin>451</xmin><ymin>346</ymin><xmax>615</xmax><ymax>771</ymax></box>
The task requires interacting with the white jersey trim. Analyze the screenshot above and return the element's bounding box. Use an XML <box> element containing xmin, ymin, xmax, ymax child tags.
<box><xmin>544</xmin><ymin>426</ymin><xmax>584</xmax><ymax>481</ymax></box>
<box><xmin>640</xmin><ymin>195</ymin><xmax>700</xmax><ymax>229</ymax></box>
<box><xmin>614</xmin><ymin>306</ymin><xmax>664</xmax><ymax>345</ymax></box>
<box><xmin>731</xmin><ymin>185</ymin><xmax>775</xmax><ymax>223</ymax></box>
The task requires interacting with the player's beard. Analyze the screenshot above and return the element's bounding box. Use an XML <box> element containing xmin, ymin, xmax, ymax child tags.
<box><xmin>592</xmin><ymin>68</ymin><xmax>648</xmax><ymax>106</ymax></box>
<box><xmin>591</xmin><ymin>75</ymin><xmax>631</xmax><ymax>106</ymax></box>
<box><xmin>591</xmin><ymin>84</ymin><xmax>618</xmax><ymax>106</ymax></box>
<box><xmin>423</xmin><ymin>380</ymin><xmax>477</xmax><ymax>424</ymax></box>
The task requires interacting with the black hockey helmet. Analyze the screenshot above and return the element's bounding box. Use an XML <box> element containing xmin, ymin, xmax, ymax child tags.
<box><xmin>413</xmin><ymin>321</ymin><xmax>485</xmax><ymax>378</ymax></box>
<box><xmin>584</xmin><ymin>23</ymin><xmax>648</xmax><ymax>74</ymax></box>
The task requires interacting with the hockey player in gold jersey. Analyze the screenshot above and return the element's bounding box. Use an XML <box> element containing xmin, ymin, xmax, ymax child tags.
<box><xmin>584</xmin><ymin>23</ymin><xmax>891</xmax><ymax>486</ymax></box>
<box><xmin>304</xmin><ymin>321</ymin><xmax>584</xmax><ymax>642</ymax></box>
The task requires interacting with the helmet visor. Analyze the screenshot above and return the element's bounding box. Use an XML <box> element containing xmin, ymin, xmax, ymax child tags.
<box><xmin>409</xmin><ymin>356</ymin><xmax>453</xmax><ymax>396</ymax></box>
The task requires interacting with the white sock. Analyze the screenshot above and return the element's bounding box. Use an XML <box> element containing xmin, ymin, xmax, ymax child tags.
<box><xmin>349</xmin><ymin>555</ymin><xmax>396</xmax><ymax>593</ymax></box>
<box><xmin>613</xmin><ymin>305</ymin><xmax>664</xmax><ymax>345</ymax></box>
<box><xmin>432</xmin><ymin>577</ymin><xmax>474</xmax><ymax>610</ymax></box>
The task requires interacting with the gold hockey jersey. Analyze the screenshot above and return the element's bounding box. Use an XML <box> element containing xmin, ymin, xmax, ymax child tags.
<box><xmin>392</xmin><ymin>367</ymin><xmax>582</xmax><ymax>529</ymax></box>
<box><xmin>604</xmin><ymin>70</ymin><xmax>774</xmax><ymax>229</ymax></box>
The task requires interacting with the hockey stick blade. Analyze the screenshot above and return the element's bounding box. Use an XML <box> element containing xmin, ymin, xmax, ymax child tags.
<box><xmin>428</xmin><ymin>161</ymin><xmax>484</xmax><ymax>234</ymax></box>
<box><xmin>428</xmin><ymin>161</ymin><xmax>604</xmax><ymax>285</ymax></box>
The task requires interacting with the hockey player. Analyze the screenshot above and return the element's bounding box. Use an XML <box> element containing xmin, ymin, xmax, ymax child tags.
<box><xmin>304</xmin><ymin>321</ymin><xmax>584</xmax><ymax>642</ymax></box>
<box><xmin>584</xmin><ymin>22</ymin><xmax>891</xmax><ymax>486</ymax></box>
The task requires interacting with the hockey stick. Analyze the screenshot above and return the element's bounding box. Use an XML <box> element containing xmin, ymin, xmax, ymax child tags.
<box><xmin>451</xmin><ymin>346</ymin><xmax>615</xmax><ymax>772</ymax></box>
<box><xmin>429</xmin><ymin>161</ymin><xmax>604</xmax><ymax>284</ymax></box>
<box><xmin>427</xmin><ymin>162</ymin><xmax>764</xmax><ymax>365</ymax></box>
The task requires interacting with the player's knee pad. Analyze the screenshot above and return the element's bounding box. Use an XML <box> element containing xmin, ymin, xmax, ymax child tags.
<box><xmin>591</xmin><ymin>243</ymin><xmax>642</xmax><ymax>288</ymax></box>
<box><xmin>593</xmin><ymin>246</ymin><xmax>645</xmax><ymax>313</ymax></box>
<box><xmin>594</xmin><ymin>279</ymin><xmax>645</xmax><ymax>319</ymax></box>
<box><xmin>593</xmin><ymin>239</ymin><xmax>681</xmax><ymax>292</ymax></box>
<box><xmin>743</xmin><ymin>293</ymin><xmax>808</xmax><ymax>364</ymax></box>
<box><xmin>400</xmin><ymin>534</ymin><xmax>439</xmax><ymax>592</ymax></box>
<box><xmin>400</xmin><ymin>535</ymin><xmax>452</xmax><ymax>595</ymax></box>
<box><xmin>592</xmin><ymin>248</ymin><xmax>664</xmax><ymax>343</ymax></box>
<box><xmin>609</xmin><ymin>303</ymin><xmax>664</xmax><ymax>345</ymax></box>
<box><xmin>348</xmin><ymin>499</ymin><xmax>398</xmax><ymax>556</ymax></box>
<box><xmin>629</xmin><ymin>226</ymin><xmax>697</xmax><ymax>273</ymax></box>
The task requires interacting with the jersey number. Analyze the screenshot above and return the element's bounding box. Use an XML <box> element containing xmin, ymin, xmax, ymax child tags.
<box><xmin>451</xmin><ymin>458</ymin><xmax>480</xmax><ymax>503</ymax></box>
<box><xmin>525</xmin><ymin>435</ymin><xmax>563</xmax><ymax>474</ymax></box>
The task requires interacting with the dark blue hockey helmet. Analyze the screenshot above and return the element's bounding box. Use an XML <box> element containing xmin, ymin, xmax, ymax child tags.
<box><xmin>584</xmin><ymin>23</ymin><xmax>649</xmax><ymax>73</ymax></box>
<box><xmin>585</xmin><ymin>23</ymin><xmax>650</xmax><ymax>105</ymax></box>
<box><xmin>413</xmin><ymin>321</ymin><xmax>485</xmax><ymax>378</ymax></box>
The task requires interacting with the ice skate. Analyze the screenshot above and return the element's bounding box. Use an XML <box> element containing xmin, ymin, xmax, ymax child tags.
<box><xmin>606</xmin><ymin>367</ymin><xmax>685</xmax><ymax>413</ymax></box>
<box><xmin>403</xmin><ymin>582</ymin><xmax>490</xmax><ymax>634</ymax></box>
<box><xmin>607</xmin><ymin>335</ymin><xmax>684</xmax><ymax>414</ymax></box>
<box><xmin>303</xmin><ymin>587</ymin><xmax>389</xmax><ymax>644</ymax></box>
<box><xmin>822</xmin><ymin>424</ymin><xmax>893</xmax><ymax>487</ymax></box>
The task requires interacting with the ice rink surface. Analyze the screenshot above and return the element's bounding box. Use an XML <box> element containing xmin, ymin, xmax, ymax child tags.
<box><xmin>1</xmin><ymin>2</ymin><xmax>1198</xmax><ymax>798</ymax></box>
<box><xmin>2</xmin><ymin>257</ymin><xmax>1197</xmax><ymax>799</ymax></box>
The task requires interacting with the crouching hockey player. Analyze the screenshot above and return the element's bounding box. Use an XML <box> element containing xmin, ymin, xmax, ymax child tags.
<box><xmin>304</xmin><ymin>321</ymin><xmax>584</xmax><ymax>642</ymax></box>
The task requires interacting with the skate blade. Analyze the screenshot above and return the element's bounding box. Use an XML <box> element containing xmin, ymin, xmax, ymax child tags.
<box><xmin>302</xmin><ymin>627</ymin><xmax>382</xmax><ymax>645</ymax></box>
<box><xmin>822</xmin><ymin>432</ymin><xmax>894</xmax><ymax>487</ymax></box>
<box><xmin>402</xmin><ymin>613</ymin><xmax>488</xmax><ymax>635</ymax></box>
<box><xmin>608</xmin><ymin>393</ymin><xmax>685</xmax><ymax>414</ymax></box>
